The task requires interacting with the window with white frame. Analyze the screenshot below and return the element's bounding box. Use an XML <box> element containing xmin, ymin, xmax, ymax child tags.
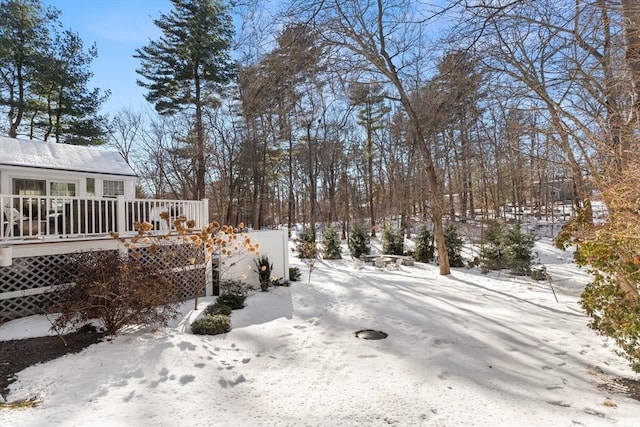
<box><xmin>49</xmin><ymin>182</ymin><xmax>77</xmax><ymax>213</ymax></box>
<box><xmin>103</xmin><ymin>180</ymin><xmax>124</xmax><ymax>197</ymax></box>
<box><xmin>12</xmin><ymin>178</ymin><xmax>46</xmax><ymax>196</ymax></box>
<box><xmin>11</xmin><ymin>179</ymin><xmax>46</xmax><ymax>218</ymax></box>
<box><xmin>86</xmin><ymin>178</ymin><xmax>95</xmax><ymax>197</ymax></box>
<box><xmin>50</xmin><ymin>182</ymin><xmax>76</xmax><ymax>197</ymax></box>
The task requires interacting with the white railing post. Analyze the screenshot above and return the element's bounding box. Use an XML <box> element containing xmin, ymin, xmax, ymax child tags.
<box><xmin>117</xmin><ymin>196</ymin><xmax>126</xmax><ymax>235</ymax></box>
<box><xmin>205</xmin><ymin>244</ymin><xmax>214</xmax><ymax>296</ymax></box>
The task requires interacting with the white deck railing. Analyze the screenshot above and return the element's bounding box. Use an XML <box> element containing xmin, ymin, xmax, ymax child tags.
<box><xmin>1</xmin><ymin>195</ymin><xmax>209</xmax><ymax>241</ymax></box>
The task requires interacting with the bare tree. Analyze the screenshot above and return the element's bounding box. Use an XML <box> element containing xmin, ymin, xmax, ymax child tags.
<box><xmin>287</xmin><ymin>0</ymin><xmax>455</xmax><ymax>274</ymax></box>
<box><xmin>457</xmin><ymin>1</ymin><xmax>637</xmax><ymax>220</ymax></box>
<box><xmin>108</xmin><ymin>107</ymin><xmax>144</xmax><ymax>165</ymax></box>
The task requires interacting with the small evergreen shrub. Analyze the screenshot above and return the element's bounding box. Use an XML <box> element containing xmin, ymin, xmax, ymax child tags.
<box><xmin>215</xmin><ymin>293</ymin><xmax>246</xmax><ymax>310</ymax></box>
<box><xmin>413</xmin><ymin>227</ymin><xmax>435</xmax><ymax>263</ymax></box>
<box><xmin>219</xmin><ymin>280</ymin><xmax>248</xmax><ymax>297</ymax></box>
<box><xmin>480</xmin><ymin>220</ymin><xmax>535</xmax><ymax>275</ymax></box>
<box><xmin>205</xmin><ymin>303</ymin><xmax>232</xmax><ymax>316</ymax></box>
<box><xmin>480</xmin><ymin>220</ymin><xmax>507</xmax><ymax>270</ymax></box>
<box><xmin>349</xmin><ymin>226</ymin><xmax>370</xmax><ymax>258</ymax></box>
<box><xmin>191</xmin><ymin>314</ymin><xmax>231</xmax><ymax>335</ymax></box>
<box><xmin>269</xmin><ymin>277</ymin><xmax>288</xmax><ymax>287</ymax></box>
<box><xmin>289</xmin><ymin>267</ymin><xmax>301</xmax><ymax>281</ymax></box>
<box><xmin>444</xmin><ymin>224</ymin><xmax>465</xmax><ymax>267</ymax></box>
<box><xmin>296</xmin><ymin>227</ymin><xmax>318</xmax><ymax>259</ymax></box>
<box><xmin>323</xmin><ymin>225</ymin><xmax>342</xmax><ymax>259</ymax></box>
<box><xmin>504</xmin><ymin>222</ymin><xmax>535</xmax><ymax>275</ymax></box>
<box><xmin>382</xmin><ymin>224</ymin><xmax>404</xmax><ymax>255</ymax></box>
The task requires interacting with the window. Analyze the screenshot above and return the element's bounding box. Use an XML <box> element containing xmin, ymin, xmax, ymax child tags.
<box><xmin>103</xmin><ymin>180</ymin><xmax>124</xmax><ymax>197</ymax></box>
<box><xmin>86</xmin><ymin>178</ymin><xmax>95</xmax><ymax>197</ymax></box>
<box><xmin>12</xmin><ymin>179</ymin><xmax>46</xmax><ymax>218</ymax></box>
<box><xmin>49</xmin><ymin>182</ymin><xmax>77</xmax><ymax>213</ymax></box>
<box><xmin>12</xmin><ymin>179</ymin><xmax>46</xmax><ymax>196</ymax></box>
<box><xmin>50</xmin><ymin>182</ymin><xmax>76</xmax><ymax>197</ymax></box>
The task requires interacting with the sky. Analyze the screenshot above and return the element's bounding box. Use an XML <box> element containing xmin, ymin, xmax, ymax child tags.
<box><xmin>43</xmin><ymin>0</ymin><xmax>174</xmax><ymax>116</ymax></box>
<box><xmin>1</xmin><ymin>237</ymin><xmax>639</xmax><ymax>426</ymax></box>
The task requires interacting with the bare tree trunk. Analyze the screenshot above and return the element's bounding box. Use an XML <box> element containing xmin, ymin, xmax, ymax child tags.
<box><xmin>194</xmin><ymin>72</ymin><xmax>206</xmax><ymax>201</ymax></box>
<box><xmin>366</xmin><ymin>127</ymin><xmax>376</xmax><ymax>237</ymax></box>
<box><xmin>288</xmin><ymin>135</ymin><xmax>295</xmax><ymax>236</ymax></box>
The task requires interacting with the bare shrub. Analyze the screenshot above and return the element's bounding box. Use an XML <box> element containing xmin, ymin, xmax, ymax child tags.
<box><xmin>48</xmin><ymin>250</ymin><xmax>180</xmax><ymax>336</ymax></box>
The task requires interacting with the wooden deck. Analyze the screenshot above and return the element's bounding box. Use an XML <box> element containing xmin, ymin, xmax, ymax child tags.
<box><xmin>1</xmin><ymin>195</ymin><xmax>208</xmax><ymax>242</ymax></box>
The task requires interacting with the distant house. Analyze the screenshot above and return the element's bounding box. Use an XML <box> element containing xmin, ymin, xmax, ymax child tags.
<box><xmin>531</xmin><ymin>177</ymin><xmax>576</xmax><ymax>204</ymax></box>
<box><xmin>0</xmin><ymin>136</ymin><xmax>137</xmax><ymax>201</ymax></box>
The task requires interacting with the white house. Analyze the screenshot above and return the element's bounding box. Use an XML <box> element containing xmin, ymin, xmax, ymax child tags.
<box><xmin>1</xmin><ymin>136</ymin><xmax>145</xmax><ymax>238</ymax></box>
<box><xmin>0</xmin><ymin>137</ymin><xmax>288</xmax><ymax>323</ymax></box>
<box><xmin>0</xmin><ymin>136</ymin><xmax>137</xmax><ymax>200</ymax></box>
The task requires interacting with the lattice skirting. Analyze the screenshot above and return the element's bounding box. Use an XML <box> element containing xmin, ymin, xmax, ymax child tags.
<box><xmin>0</xmin><ymin>292</ymin><xmax>58</xmax><ymax>324</ymax></box>
<box><xmin>0</xmin><ymin>248</ymin><xmax>212</xmax><ymax>324</ymax></box>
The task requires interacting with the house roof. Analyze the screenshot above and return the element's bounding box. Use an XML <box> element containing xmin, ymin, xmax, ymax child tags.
<box><xmin>0</xmin><ymin>136</ymin><xmax>137</xmax><ymax>177</ymax></box>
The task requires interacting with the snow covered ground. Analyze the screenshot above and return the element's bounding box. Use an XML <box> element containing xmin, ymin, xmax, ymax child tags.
<box><xmin>1</xmin><ymin>238</ymin><xmax>638</xmax><ymax>426</ymax></box>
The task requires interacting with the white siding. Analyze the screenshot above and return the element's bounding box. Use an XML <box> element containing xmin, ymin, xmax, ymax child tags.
<box><xmin>0</xmin><ymin>137</ymin><xmax>137</xmax><ymax>198</ymax></box>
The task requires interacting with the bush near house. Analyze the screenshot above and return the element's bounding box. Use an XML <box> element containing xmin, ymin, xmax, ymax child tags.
<box><xmin>289</xmin><ymin>267</ymin><xmax>302</xmax><ymax>281</ymax></box>
<box><xmin>219</xmin><ymin>279</ymin><xmax>249</xmax><ymax>297</ymax></box>
<box><xmin>191</xmin><ymin>314</ymin><xmax>231</xmax><ymax>335</ymax></box>
<box><xmin>48</xmin><ymin>250</ymin><xmax>180</xmax><ymax>336</ymax></box>
<box><xmin>214</xmin><ymin>293</ymin><xmax>247</xmax><ymax>310</ymax></box>
<box><xmin>576</xmin><ymin>241</ymin><xmax>640</xmax><ymax>372</ymax></box>
<box><xmin>193</xmin><ymin>283</ymin><xmax>249</xmax><ymax>335</ymax></box>
<box><xmin>204</xmin><ymin>303</ymin><xmax>232</xmax><ymax>316</ymax></box>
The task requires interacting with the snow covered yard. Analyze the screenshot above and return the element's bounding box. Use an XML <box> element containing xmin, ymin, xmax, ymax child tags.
<box><xmin>0</xmin><ymin>238</ymin><xmax>638</xmax><ymax>426</ymax></box>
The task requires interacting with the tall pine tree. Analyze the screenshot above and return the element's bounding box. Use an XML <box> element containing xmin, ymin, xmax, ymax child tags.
<box><xmin>0</xmin><ymin>0</ymin><xmax>54</xmax><ymax>138</ymax></box>
<box><xmin>134</xmin><ymin>0</ymin><xmax>235</xmax><ymax>200</ymax></box>
<box><xmin>0</xmin><ymin>0</ymin><xmax>108</xmax><ymax>143</ymax></box>
<box><xmin>349</xmin><ymin>83</ymin><xmax>390</xmax><ymax>237</ymax></box>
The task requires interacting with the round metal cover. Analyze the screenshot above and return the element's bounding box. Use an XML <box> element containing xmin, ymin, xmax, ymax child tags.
<box><xmin>355</xmin><ymin>329</ymin><xmax>388</xmax><ymax>340</ymax></box>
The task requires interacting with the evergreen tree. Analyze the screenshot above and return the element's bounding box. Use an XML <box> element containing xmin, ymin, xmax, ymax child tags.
<box><xmin>349</xmin><ymin>83</ymin><xmax>390</xmax><ymax>237</ymax></box>
<box><xmin>382</xmin><ymin>224</ymin><xmax>404</xmax><ymax>255</ymax></box>
<box><xmin>0</xmin><ymin>0</ymin><xmax>107</xmax><ymax>142</ymax></box>
<box><xmin>481</xmin><ymin>220</ymin><xmax>535</xmax><ymax>275</ymax></box>
<box><xmin>480</xmin><ymin>220</ymin><xmax>505</xmax><ymax>270</ymax></box>
<box><xmin>135</xmin><ymin>0</ymin><xmax>235</xmax><ymax>200</ymax></box>
<box><xmin>414</xmin><ymin>227</ymin><xmax>435</xmax><ymax>263</ymax></box>
<box><xmin>503</xmin><ymin>222</ymin><xmax>535</xmax><ymax>276</ymax></box>
<box><xmin>348</xmin><ymin>226</ymin><xmax>370</xmax><ymax>259</ymax></box>
<box><xmin>34</xmin><ymin>29</ymin><xmax>109</xmax><ymax>144</ymax></box>
<box><xmin>296</xmin><ymin>227</ymin><xmax>317</xmax><ymax>259</ymax></box>
<box><xmin>444</xmin><ymin>224</ymin><xmax>465</xmax><ymax>267</ymax></box>
<box><xmin>322</xmin><ymin>225</ymin><xmax>342</xmax><ymax>259</ymax></box>
<box><xmin>0</xmin><ymin>0</ymin><xmax>54</xmax><ymax>138</ymax></box>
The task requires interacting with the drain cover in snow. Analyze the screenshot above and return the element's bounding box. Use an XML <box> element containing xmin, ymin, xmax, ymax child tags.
<box><xmin>355</xmin><ymin>329</ymin><xmax>388</xmax><ymax>340</ymax></box>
